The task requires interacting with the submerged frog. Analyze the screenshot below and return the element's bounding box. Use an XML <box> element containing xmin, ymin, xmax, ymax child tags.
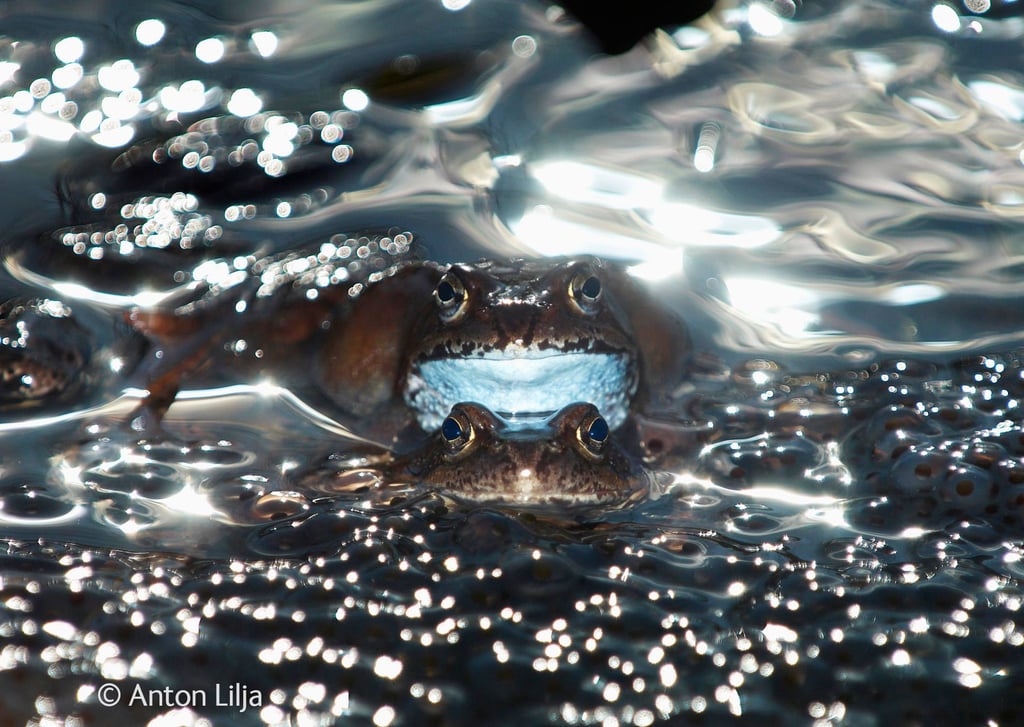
<box><xmin>0</xmin><ymin>297</ymin><xmax>143</xmax><ymax>410</ymax></box>
<box><xmin>318</xmin><ymin>256</ymin><xmax>690</xmax><ymax>435</ymax></box>
<box><xmin>0</xmin><ymin>298</ymin><xmax>86</xmax><ymax>405</ymax></box>
<box><xmin>382</xmin><ymin>401</ymin><xmax>648</xmax><ymax>505</ymax></box>
<box><xmin>131</xmin><ymin>256</ymin><xmax>690</xmax><ymax>444</ymax></box>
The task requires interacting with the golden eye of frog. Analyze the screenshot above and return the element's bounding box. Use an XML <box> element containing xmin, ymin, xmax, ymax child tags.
<box><xmin>319</xmin><ymin>256</ymin><xmax>689</xmax><ymax>435</ymax></box>
<box><xmin>392</xmin><ymin>401</ymin><xmax>647</xmax><ymax>505</ymax></box>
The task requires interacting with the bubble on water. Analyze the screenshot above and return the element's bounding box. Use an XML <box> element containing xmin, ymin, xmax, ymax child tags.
<box><xmin>748</xmin><ymin>2</ymin><xmax>786</xmax><ymax>36</ymax></box>
<box><xmin>250</xmin><ymin>31</ymin><xmax>278</xmax><ymax>58</ymax></box>
<box><xmin>227</xmin><ymin>88</ymin><xmax>262</xmax><ymax>117</ymax></box>
<box><xmin>931</xmin><ymin>3</ymin><xmax>962</xmax><ymax>32</ymax></box>
<box><xmin>50</xmin><ymin>63</ymin><xmax>83</xmax><ymax>90</ymax></box>
<box><xmin>332</xmin><ymin>144</ymin><xmax>353</xmax><ymax>163</ymax></box>
<box><xmin>97</xmin><ymin>60</ymin><xmax>139</xmax><ymax>93</ymax></box>
<box><xmin>511</xmin><ymin>35</ymin><xmax>536</xmax><ymax>58</ymax></box>
<box><xmin>158</xmin><ymin>80</ymin><xmax>212</xmax><ymax>113</ymax></box>
<box><xmin>342</xmin><ymin>88</ymin><xmax>369</xmax><ymax>112</ymax></box>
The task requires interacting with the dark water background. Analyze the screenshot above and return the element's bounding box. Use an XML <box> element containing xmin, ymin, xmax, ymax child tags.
<box><xmin>3</xmin><ymin>0</ymin><xmax>1024</xmax><ymax>724</ymax></box>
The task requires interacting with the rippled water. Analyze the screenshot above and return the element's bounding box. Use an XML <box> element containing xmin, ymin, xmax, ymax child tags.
<box><xmin>3</xmin><ymin>0</ymin><xmax>1024</xmax><ymax>724</ymax></box>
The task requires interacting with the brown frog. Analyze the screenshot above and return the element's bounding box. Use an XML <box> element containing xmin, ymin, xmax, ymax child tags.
<box><xmin>0</xmin><ymin>298</ymin><xmax>87</xmax><ymax>405</ymax></box>
<box><xmin>0</xmin><ymin>297</ymin><xmax>144</xmax><ymax>410</ymax></box>
<box><xmin>387</xmin><ymin>401</ymin><xmax>648</xmax><ymax>505</ymax></box>
<box><xmin>317</xmin><ymin>256</ymin><xmax>690</xmax><ymax>437</ymax></box>
<box><xmin>130</xmin><ymin>256</ymin><xmax>690</xmax><ymax>445</ymax></box>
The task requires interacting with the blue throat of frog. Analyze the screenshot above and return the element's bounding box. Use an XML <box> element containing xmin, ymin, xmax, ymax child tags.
<box><xmin>404</xmin><ymin>352</ymin><xmax>634</xmax><ymax>432</ymax></box>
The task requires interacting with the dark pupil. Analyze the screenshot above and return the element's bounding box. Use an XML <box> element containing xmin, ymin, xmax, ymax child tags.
<box><xmin>587</xmin><ymin>416</ymin><xmax>609</xmax><ymax>443</ymax></box>
<box><xmin>436</xmin><ymin>280</ymin><xmax>461</xmax><ymax>305</ymax></box>
<box><xmin>580</xmin><ymin>276</ymin><xmax>601</xmax><ymax>300</ymax></box>
<box><xmin>441</xmin><ymin>416</ymin><xmax>464</xmax><ymax>442</ymax></box>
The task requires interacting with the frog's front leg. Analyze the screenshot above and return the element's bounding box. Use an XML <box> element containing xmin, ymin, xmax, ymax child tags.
<box><xmin>126</xmin><ymin>294</ymin><xmax>334</xmax><ymax>432</ymax></box>
<box><xmin>125</xmin><ymin>307</ymin><xmax>229</xmax><ymax>431</ymax></box>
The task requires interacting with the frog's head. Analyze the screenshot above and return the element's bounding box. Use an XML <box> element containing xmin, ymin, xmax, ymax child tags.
<box><xmin>403</xmin><ymin>258</ymin><xmax>641</xmax><ymax>432</ymax></box>
<box><xmin>398</xmin><ymin>401</ymin><xmax>646</xmax><ymax>505</ymax></box>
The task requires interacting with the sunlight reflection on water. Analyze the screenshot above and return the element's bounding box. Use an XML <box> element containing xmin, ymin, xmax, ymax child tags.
<box><xmin>2</xmin><ymin>0</ymin><xmax>1024</xmax><ymax>724</ymax></box>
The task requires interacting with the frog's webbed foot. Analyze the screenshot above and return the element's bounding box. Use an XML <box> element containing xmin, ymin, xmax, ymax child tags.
<box><xmin>122</xmin><ymin>392</ymin><xmax>179</xmax><ymax>440</ymax></box>
<box><xmin>122</xmin><ymin>302</ymin><xmax>235</xmax><ymax>432</ymax></box>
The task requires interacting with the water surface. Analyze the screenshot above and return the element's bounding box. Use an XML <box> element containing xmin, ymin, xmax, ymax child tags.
<box><xmin>2</xmin><ymin>0</ymin><xmax>1024</xmax><ymax>724</ymax></box>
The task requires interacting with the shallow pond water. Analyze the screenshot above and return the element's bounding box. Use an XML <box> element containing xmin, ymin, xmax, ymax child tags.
<box><xmin>2</xmin><ymin>0</ymin><xmax>1024</xmax><ymax>725</ymax></box>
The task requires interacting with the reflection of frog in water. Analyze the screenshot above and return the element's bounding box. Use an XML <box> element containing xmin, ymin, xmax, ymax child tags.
<box><xmin>132</xmin><ymin>256</ymin><xmax>691</xmax><ymax>447</ymax></box>
<box><xmin>395</xmin><ymin>401</ymin><xmax>648</xmax><ymax>505</ymax></box>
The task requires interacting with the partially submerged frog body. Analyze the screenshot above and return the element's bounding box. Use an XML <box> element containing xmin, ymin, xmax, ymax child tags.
<box><xmin>0</xmin><ymin>297</ymin><xmax>143</xmax><ymax>410</ymax></box>
<box><xmin>319</xmin><ymin>256</ymin><xmax>690</xmax><ymax>435</ymax></box>
<box><xmin>123</xmin><ymin>239</ymin><xmax>423</xmax><ymax>431</ymax></box>
<box><xmin>127</xmin><ymin>255</ymin><xmax>689</xmax><ymax>445</ymax></box>
<box><xmin>126</xmin><ymin>285</ymin><xmax>343</xmax><ymax>428</ymax></box>
<box><xmin>389</xmin><ymin>401</ymin><xmax>648</xmax><ymax>505</ymax></box>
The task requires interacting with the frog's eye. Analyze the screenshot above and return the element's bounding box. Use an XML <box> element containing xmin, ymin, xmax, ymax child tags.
<box><xmin>577</xmin><ymin>414</ymin><xmax>609</xmax><ymax>455</ymax></box>
<box><xmin>440</xmin><ymin>411</ymin><xmax>474</xmax><ymax>452</ymax></box>
<box><xmin>434</xmin><ymin>272</ymin><xmax>467</xmax><ymax>321</ymax></box>
<box><xmin>568</xmin><ymin>269</ymin><xmax>603</xmax><ymax>313</ymax></box>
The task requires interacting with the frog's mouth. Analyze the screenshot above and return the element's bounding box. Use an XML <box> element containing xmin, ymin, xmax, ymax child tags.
<box><xmin>404</xmin><ymin>351</ymin><xmax>635</xmax><ymax>432</ymax></box>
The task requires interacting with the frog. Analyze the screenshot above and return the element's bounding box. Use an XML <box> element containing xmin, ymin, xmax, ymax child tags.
<box><xmin>317</xmin><ymin>256</ymin><xmax>691</xmax><ymax>438</ymax></box>
<box><xmin>0</xmin><ymin>297</ymin><xmax>144</xmax><ymax>410</ymax></box>
<box><xmin>128</xmin><ymin>255</ymin><xmax>690</xmax><ymax>449</ymax></box>
<box><xmin>374</xmin><ymin>401</ymin><xmax>648</xmax><ymax>506</ymax></box>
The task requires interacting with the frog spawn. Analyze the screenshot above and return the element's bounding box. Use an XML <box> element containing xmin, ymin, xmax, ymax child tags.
<box><xmin>844</xmin><ymin>355</ymin><xmax>1024</xmax><ymax>533</ymax></box>
<box><xmin>863</xmin><ymin>432</ymin><xmax>1024</xmax><ymax>531</ymax></box>
<box><xmin>6</xmin><ymin>495</ymin><xmax>1024</xmax><ymax>727</ymax></box>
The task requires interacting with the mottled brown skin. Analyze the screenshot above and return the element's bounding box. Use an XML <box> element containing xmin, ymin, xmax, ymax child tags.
<box><xmin>390</xmin><ymin>402</ymin><xmax>647</xmax><ymax>506</ymax></box>
<box><xmin>316</xmin><ymin>263</ymin><xmax>443</xmax><ymax>419</ymax></box>
<box><xmin>126</xmin><ymin>276</ymin><xmax>351</xmax><ymax>429</ymax></box>
<box><xmin>410</xmin><ymin>258</ymin><xmax>637</xmax><ymax>361</ymax></box>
